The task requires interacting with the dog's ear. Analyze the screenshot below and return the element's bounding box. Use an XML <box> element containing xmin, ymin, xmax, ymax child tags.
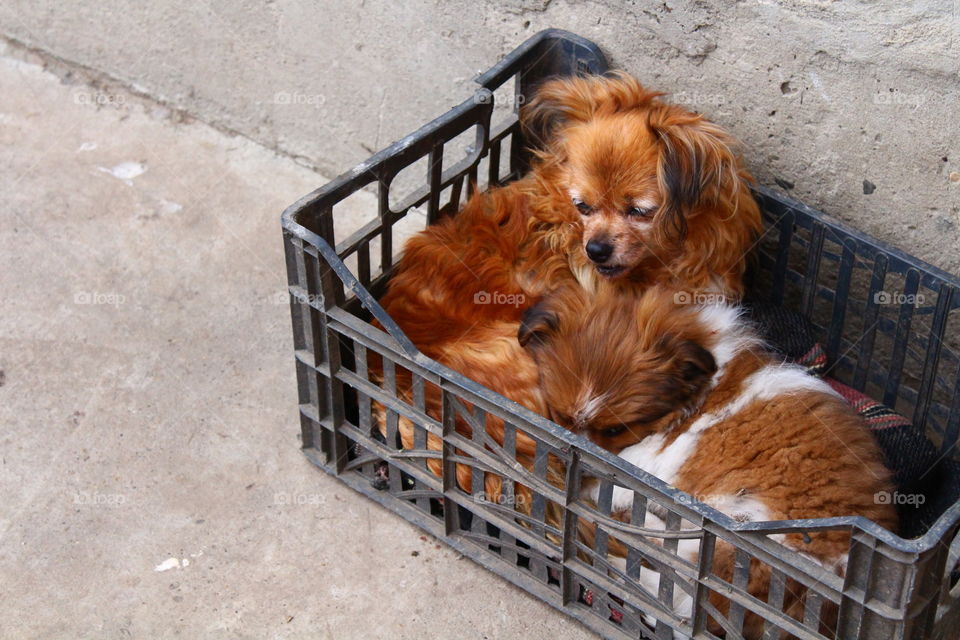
<box><xmin>675</xmin><ymin>338</ymin><xmax>718</xmax><ymax>388</ymax></box>
<box><xmin>655</xmin><ymin>333</ymin><xmax>717</xmax><ymax>396</ymax></box>
<box><xmin>518</xmin><ymin>302</ymin><xmax>560</xmax><ymax>349</ymax></box>
<box><xmin>649</xmin><ymin>110</ymin><xmax>744</xmax><ymax>241</ymax></box>
<box><xmin>521</xmin><ymin>71</ymin><xmax>662</xmax><ymax>150</ymax></box>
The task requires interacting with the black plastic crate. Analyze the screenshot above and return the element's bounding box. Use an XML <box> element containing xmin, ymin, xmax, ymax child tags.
<box><xmin>281</xmin><ymin>30</ymin><xmax>960</xmax><ymax>640</ymax></box>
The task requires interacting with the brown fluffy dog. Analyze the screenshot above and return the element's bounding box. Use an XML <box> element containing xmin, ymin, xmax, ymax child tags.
<box><xmin>373</xmin><ymin>72</ymin><xmax>762</xmax><ymax>479</ymax></box>
<box><xmin>519</xmin><ymin>286</ymin><xmax>897</xmax><ymax>638</ymax></box>
<box><xmin>518</xmin><ymin>71</ymin><xmax>761</xmax><ymax>296</ymax></box>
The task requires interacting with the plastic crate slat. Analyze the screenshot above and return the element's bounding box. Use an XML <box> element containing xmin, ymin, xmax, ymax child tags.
<box><xmin>771</xmin><ymin>211</ymin><xmax>795</xmax><ymax>306</ymax></box>
<box><xmin>593</xmin><ymin>480</ymin><xmax>613</xmax><ymax>561</ymax></box>
<box><xmin>404</xmin><ymin>381</ymin><xmax>431</xmax><ymax>492</ymax></box>
<box><xmin>309</xmin><ymin>254</ymin><xmax>351</xmax><ymax>470</ymax></box>
<box><xmin>826</xmin><ymin>239</ymin><xmax>857</xmax><ymax>364</ymax></box>
<box><xmin>884</xmin><ymin>269</ymin><xmax>922</xmax><ymax>407</ymax></box>
<box><xmin>283</xmin><ymin>234</ymin><xmax>308</xmax><ymax>354</ymax></box>
<box><xmin>447</xmin><ymin>173</ymin><xmax>464</xmax><ymax>215</ymax></box>
<box><xmin>800</xmin><ymin>222</ymin><xmax>826</xmax><ymax>318</ymax></box>
<box><xmin>353</xmin><ymin>343</ymin><xmax>373</xmax><ymax>435</ymax></box>
<box><xmin>297</xmin><ymin>376</ymin><xmax>317</xmax><ymax>451</ymax></box>
<box><xmin>466</xmin><ymin>164</ymin><xmax>479</xmax><ymax>199</ymax></box>
<box><xmin>690</xmin><ymin>530</ymin><xmax>717</xmax><ymax>636</ymax></box>
<box><xmin>295</xmin><ymin>248</ymin><xmax>321</xmax><ymax>364</ymax></box>
<box><xmin>663</xmin><ymin>510</ymin><xmax>683</xmax><ymax>555</ymax></box>
<box><xmin>412</xmin><ymin>397</ymin><xmax>427</xmax><ymax>451</ymax></box>
<box><xmin>801</xmin><ymin>589</ymin><xmax>824</xmax><ymax>631</ymax></box>
<box><xmin>469</xmin><ymin>450</ymin><xmax>484</xmax><ymax>504</ymax></box>
<box><xmin>726</xmin><ymin>548</ymin><xmax>753</xmax><ymax>634</ymax></box>
<box><xmin>853</xmin><ymin>253</ymin><xmax>889</xmax><ymax>390</ymax></box>
<box><xmin>356</xmin><ymin>241</ymin><xmax>371</xmax><ymax>286</ymax></box>
<box><xmin>654</xmin><ymin>511</ymin><xmax>685</xmax><ymax>637</ymax></box>
<box><xmin>411</xmin><ymin>372</ymin><xmax>425</xmax><ymax>410</ymax></box>
<box><xmin>761</xmin><ymin>568</ymin><xmax>788</xmax><ymax>640</ymax></box>
<box><xmin>626</xmin><ymin>493</ymin><xmax>648</xmax><ymax>581</ymax></box>
<box><xmin>426</xmin><ymin>143</ymin><xmax>443</xmax><ymax>224</ymax></box>
<box><xmin>529</xmin><ymin>441</ymin><xmax>551</xmax><ymax>548</ymax></box>
<box><xmin>488</xmin><ymin>137</ymin><xmax>502</xmax><ymax>187</ymax></box>
<box><xmin>509</xmin><ymin>118</ymin><xmax>524</xmax><ymax>176</ymax></box>
<box><xmin>914</xmin><ymin>284</ymin><xmax>955</xmax><ymax>433</ymax></box>
<box><xmin>377</xmin><ymin>180</ymin><xmax>393</xmax><ymax>273</ymax></box>
<box><xmin>497</xmin><ymin>529</ymin><xmax>521</xmax><ymax>572</ymax></box>
<box><xmin>316</xmin><ymin>214</ymin><xmax>346</xmax><ymax>309</ymax></box>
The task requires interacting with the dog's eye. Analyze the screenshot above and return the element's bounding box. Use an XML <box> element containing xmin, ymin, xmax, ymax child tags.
<box><xmin>573</xmin><ymin>199</ymin><xmax>593</xmax><ymax>215</ymax></box>
<box><xmin>626</xmin><ymin>206</ymin><xmax>654</xmax><ymax>218</ymax></box>
<box><xmin>601</xmin><ymin>425</ymin><xmax>627</xmax><ymax>438</ymax></box>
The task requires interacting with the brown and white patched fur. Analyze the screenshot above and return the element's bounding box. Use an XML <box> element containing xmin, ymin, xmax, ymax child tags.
<box><xmin>519</xmin><ymin>287</ymin><xmax>897</xmax><ymax>639</ymax></box>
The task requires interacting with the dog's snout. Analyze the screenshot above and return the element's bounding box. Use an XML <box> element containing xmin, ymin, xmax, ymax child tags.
<box><xmin>585</xmin><ymin>239</ymin><xmax>614</xmax><ymax>263</ymax></box>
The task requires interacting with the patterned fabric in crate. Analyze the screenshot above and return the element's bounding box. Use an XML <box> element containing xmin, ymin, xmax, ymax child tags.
<box><xmin>745</xmin><ymin>301</ymin><xmax>960</xmax><ymax>539</ymax></box>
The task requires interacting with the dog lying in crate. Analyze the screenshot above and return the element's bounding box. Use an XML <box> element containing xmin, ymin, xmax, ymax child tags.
<box><xmin>517</xmin><ymin>286</ymin><xmax>897</xmax><ymax>638</ymax></box>
<box><xmin>363</xmin><ymin>72</ymin><xmax>898</xmax><ymax>638</ymax></box>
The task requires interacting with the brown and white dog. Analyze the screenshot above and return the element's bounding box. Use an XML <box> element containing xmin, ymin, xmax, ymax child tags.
<box><xmin>373</xmin><ymin>72</ymin><xmax>762</xmax><ymax>485</ymax></box>
<box><xmin>519</xmin><ymin>286</ymin><xmax>897</xmax><ymax>638</ymax></box>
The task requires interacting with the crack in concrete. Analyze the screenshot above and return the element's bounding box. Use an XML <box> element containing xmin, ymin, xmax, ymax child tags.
<box><xmin>0</xmin><ymin>34</ymin><xmax>330</xmax><ymax>178</ymax></box>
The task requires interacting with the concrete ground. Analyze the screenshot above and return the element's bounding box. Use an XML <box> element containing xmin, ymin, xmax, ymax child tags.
<box><xmin>0</xmin><ymin>49</ymin><xmax>597</xmax><ymax>639</ymax></box>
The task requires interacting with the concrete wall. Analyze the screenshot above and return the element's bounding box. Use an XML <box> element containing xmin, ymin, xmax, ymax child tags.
<box><xmin>3</xmin><ymin>0</ymin><xmax>957</xmax><ymax>273</ymax></box>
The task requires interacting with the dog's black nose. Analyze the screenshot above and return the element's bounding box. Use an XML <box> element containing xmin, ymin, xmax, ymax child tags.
<box><xmin>585</xmin><ymin>240</ymin><xmax>613</xmax><ymax>263</ymax></box>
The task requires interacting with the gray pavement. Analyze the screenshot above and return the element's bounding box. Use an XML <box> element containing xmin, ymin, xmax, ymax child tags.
<box><xmin>0</xmin><ymin>50</ymin><xmax>596</xmax><ymax>640</ymax></box>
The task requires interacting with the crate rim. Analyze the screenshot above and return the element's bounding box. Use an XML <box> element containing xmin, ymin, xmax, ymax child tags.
<box><xmin>280</xmin><ymin>29</ymin><xmax>960</xmax><ymax>557</ymax></box>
